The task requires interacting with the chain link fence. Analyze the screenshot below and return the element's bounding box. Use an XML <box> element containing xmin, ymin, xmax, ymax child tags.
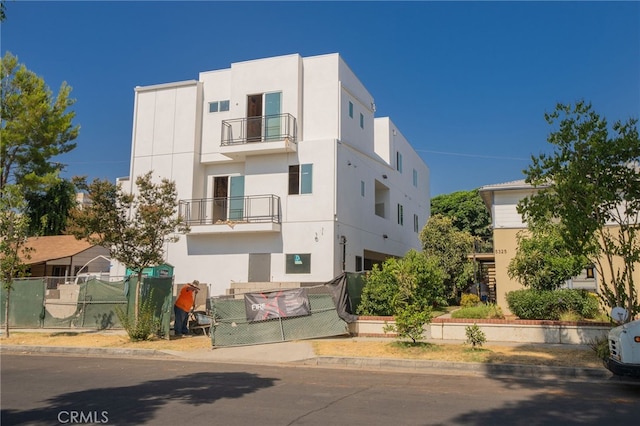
<box><xmin>209</xmin><ymin>292</ymin><xmax>350</xmax><ymax>347</ymax></box>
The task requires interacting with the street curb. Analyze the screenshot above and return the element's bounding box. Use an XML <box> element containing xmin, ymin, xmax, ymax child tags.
<box><xmin>0</xmin><ymin>345</ymin><xmax>176</xmax><ymax>359</ymax></box>
<box><xmin>1</xmin><ymin>345</ymin><xmax>614</xmax><ymax>381</ymax></box>
<box><xmin>302</xmin><ymin>356</ymin><xmax>613</xmax><ymax>380</ymax></box>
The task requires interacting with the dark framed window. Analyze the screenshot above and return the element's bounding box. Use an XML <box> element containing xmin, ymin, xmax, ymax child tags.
<box><xmin>355</xmin><ymin>256</ymin><xmax>363</xmax><ymax>272</ymax></box>
<box><xmin>286</xmin><ymin>254</ymin><xmax>311</xmax><ymax>274</ymax></box>
<box><xmin>288</xmin><ymin>164</ymin><xmax>313</xmax><ymax>195</ymax></box>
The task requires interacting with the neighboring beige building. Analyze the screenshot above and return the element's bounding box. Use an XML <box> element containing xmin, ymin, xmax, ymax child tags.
<box><xmin>478</xmin><ymin>180</ymin><xmax>626</xmax><ymax>315</ymax></box>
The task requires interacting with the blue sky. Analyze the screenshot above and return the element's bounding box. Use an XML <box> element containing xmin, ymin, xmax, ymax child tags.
<box><xmin>2</xmin><ymin>1</ymin><xmax>639</xmax><ymax>196</ymax></box>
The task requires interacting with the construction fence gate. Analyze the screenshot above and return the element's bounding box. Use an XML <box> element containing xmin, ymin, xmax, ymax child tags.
<box><xmin>209</xmin><ymin>272</ymin><xmax>365</xmax><ymax>347</ymax></box>
<box><xmin>0</xmin><ymin>276</ymin><xmax>173</xmax><ymax>337</ymax></box>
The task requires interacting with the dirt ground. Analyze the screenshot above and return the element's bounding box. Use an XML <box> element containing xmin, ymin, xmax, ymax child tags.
<box><xmin>0</xmin><ymin>331</ymin><xmax>603</xmax><ymax>369</ymax></box>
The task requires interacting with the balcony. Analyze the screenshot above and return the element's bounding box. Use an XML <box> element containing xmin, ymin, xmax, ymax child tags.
<box><xmin>179</xmin><ymin>195</ymin><xmax>281</xmax><ymax>234</ymax></box>
<box><xmin>220</xmin><ymin>113</ymin><xmax>297</xmax><ymax>159</ymax></box>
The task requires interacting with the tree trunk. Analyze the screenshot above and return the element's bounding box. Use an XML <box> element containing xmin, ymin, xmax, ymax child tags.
<box><xmin>134</xmin><ymin>271</ymin><xmax>142</xmax><ymax>320</ymax></box>
<box><xmin>4</xmin><ymin>285</ymin><xmax>11</xmax><ymax>338</ymax></box>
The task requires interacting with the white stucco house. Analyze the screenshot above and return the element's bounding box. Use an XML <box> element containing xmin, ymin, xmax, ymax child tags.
<box><xmin>118</xmin><ymin>53</ymin><xmax>430</xmax><ymax>296</ymax></box>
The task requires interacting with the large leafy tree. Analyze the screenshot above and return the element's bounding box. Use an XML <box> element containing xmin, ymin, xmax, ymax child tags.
<box><xmin>508</xmin><ymin>222</ymin><xmax>589</xmax><ymax>291</ymax></box>
<box><xmin>519</xmin><ymin>101</ymin><xmax>640</xmax><ymax>320</ymax></box>
<box><xmin>431</xmin><ymin>189</ymin><xmax>493</xmax><ymax>252</ymax></box>
<box><xmin>25</xmin><ymin>179</ymin><xmax>77</xmax><ymax>236</ymax></box>
<box><xmin>0</xmin><ymin>185</ymin><xmax>33</xmax><ymax>337</ymax></box>
<box><xmin>1</xmin><ymin>52</ymin><xmax>79</xmax><ymax>191</ymax></box>
<box><xmin>420</xmin><ymin>214</ymin><xmax>475</xmax><ymax>301</ymax></box>
<box><xmin>68</xmin><ymin>171</ymin><xmax>189</xmax><ymax>318</ymax></box>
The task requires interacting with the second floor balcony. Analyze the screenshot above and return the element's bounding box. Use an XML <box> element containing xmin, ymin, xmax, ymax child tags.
<box><xmin>220</xmin><ymin>113</ymin><xmax>297</xmax><ymax>159</ymax></box>
<box><xmin>179</xmin><ymin>195</ymin><xmax>281</xmax><ymax>234</ymax></box>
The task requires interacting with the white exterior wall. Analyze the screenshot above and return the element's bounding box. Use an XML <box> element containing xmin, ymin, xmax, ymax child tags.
<box><xmin>491</xmin><ymin>189</ymin><xmax>536</xmax><ymax>229</ymax></box>
<box><xmin>127</xmin><ymin>53</ymin><xmax>430</xmax><ymax>296</ymax></box>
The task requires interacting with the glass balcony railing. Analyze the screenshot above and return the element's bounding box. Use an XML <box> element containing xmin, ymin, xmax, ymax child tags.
<box><xmin>221</xmin><ymin>113</ymin><xmax>297</xmax><ymax>146</ymax></box>
<box><xmin>179</xmin><ymin>195</ymin><xmax>281</xmax><ymax>226</ymax></box>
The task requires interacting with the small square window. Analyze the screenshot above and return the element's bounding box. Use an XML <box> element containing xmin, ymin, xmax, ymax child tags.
<box><xmin>286</xmin><ymin>253</ymin><xmax>311</xmax><ymax>274</ymax></box>
<box><xmin>209</xmin><ymin>102</ymin><xmax>219</xmax><ymax>113</ymax></box>
<box><xmin>349</xmin><ymin>101</ymin><xmax>353</xmax><ymax>118</ymax></box>
<box><xmin>220</xmin><ymin>100</ymin><xmax>229</xmax><ymax>111</ymax></box>
<box><xmin>359</xmin><ymin>113</ymin><xmax>364</xmax><ymax>129</ymax></box>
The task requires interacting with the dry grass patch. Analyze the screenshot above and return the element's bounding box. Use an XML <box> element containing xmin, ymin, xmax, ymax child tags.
<box><xmin>0</xmin><ymin>332</ymin><xmax>211</xmax><ymax>351</ymax></box>
<box><xmin>1</xmin><ymin>332</ymin><xmax>603</xmax><ymax>369</ymax></box>
<box><xmin>311</xmin><ymin>339</ymin><xmax>602</xmax><ymax>368</ymax></box>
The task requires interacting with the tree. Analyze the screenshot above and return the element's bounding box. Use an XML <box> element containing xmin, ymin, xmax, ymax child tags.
<box><xmin>358</xmin><ymin>250</ymin><xmax>445</xmax><ymax>316</ymax></box>
<box><xmin>359</xmin><ymin>250</ymin><xmax>444</xmax><ymax>343</ymax></box>
<box><xmin>519</xmin><ymin>101</ymin><xmax>640</xmax><ymax>320</ymax></box>
<box><xmin>508</xmin><ymin>222</ymin><xmax>588</xmax><ymax>291</ymax></box>
<box><xmin>1</xmin><ymin>52</ymin><xmax>79</xmax><ymax>191</ymax></box>
<box><xmin>0</xmin><ymin>185</ymin><xmax>33</xmax><ymax>338</ymax></box>
<box><xmin>420</xmin><ymin>214</ymin><xmax>475</xmax><ymax>302</ymax></box>
<box><xmin>68</xmin><ymin>171</ymin><xmax>189</xmax><ymax>319</ymax></box>
<box><xmin>431</xmin><ymin>189</ymin><xmax>493</xmax><ymax>252</ymax></box>
<box><xmin>25</xmin><ymin>178</ymin><xmax>77</xmax><ymax>236</ymax></box>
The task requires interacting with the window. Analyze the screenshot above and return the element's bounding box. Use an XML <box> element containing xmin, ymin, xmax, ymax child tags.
<box><xmin>209</xmin><ymin>100</ymin><xmax>230</xmax><ymax>113</ymax></box>
<box><xmin>52</xmin><ymin>266</ymin><xmax>66</xmax><ymax>276</ymax></box>
<box><xmin>359</xmin><ymin>113</ymin><xmax>364</xmax><ymax>129</ymax></box>
<box><xmin>360</xmin><ymin>180</ymin><xmax>365</xmax><ymax>197</ymax></box>
<box><xmin>247</xmin><ymin>92</ymin><xmax>281</xmax><ymax>141</ymax></box>
<box><xmin>355</xmin><ymin>256</ymin><xmax>363</xmax><ymax>272</ymax></box>
<box><xmin>397</xmin><ymin>204</ymin><xmax>404</xmax><ymax>225</ymax></box>
<box><xmin>286</xmin><ymin>254</ymin><xmax>311</xmax><ymax>274</ymax></box>
<box><xmin>414</xmin><ymin>214</ymin><xmax>419</xmax><ymax>233</ymax></box>
<box><xmin>349</xmin><ymin>101</ymin><xmax>353</xmax><ymax>118</ymax></box>
<box><xmin>396</xmin><ymin>152</ymin><xmax>403</xmax><ymax>173</ymax></box>
<box><xmin>375</xmin><ymin>180</ymin><xmax>389</xmax><ymax>218</ymax></box>
<box><xmin>413</xmin><ymin>169</ymin><xmax>418</xmax><ymax>187</ymax></box>
<box><xmin>288</xmin><ymin>164</ymin><xmax>313</xmax><ymax>195</ymax></box>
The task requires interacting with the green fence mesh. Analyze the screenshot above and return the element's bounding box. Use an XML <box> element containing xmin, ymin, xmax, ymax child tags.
<box><xmin>0</xmin><ymin>279</ymin><xmax>45</xmax><ymax>328</ymax></box>
<box><xmin>0</xmin><ymin>276</ymin><xmax>172</xmax><ymax>334</ymax></box>
<box><xmin>210</xmin><ymin>293</ymin><xmax>349</xmax><ymax>347</ymax></box>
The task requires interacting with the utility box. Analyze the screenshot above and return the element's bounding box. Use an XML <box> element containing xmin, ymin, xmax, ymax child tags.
<box><xmin>126</xmin><ymin>264</ymin><xmax>174</xmax><ymax>278</ymax></box>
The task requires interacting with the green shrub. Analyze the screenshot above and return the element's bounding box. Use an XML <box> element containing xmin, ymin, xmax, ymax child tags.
<box><xmin>588</xmin><ymin>334</ymin><xmax>611</xmax><ymax>363</ymax></box>
<box><xmin>383</xmin><ymin>304</ymin><xmax>432</xmax><ymax>343</ymax></box>
<box><xmin>460</xmin><ymin>293</ymin><xmax>481</xmax><ymax>308</ymax></box>
<box><xmin>357</xmin><ymin>264</ymin><xmax>397</xmax><ymax>316</ymax></box>
<box><xmin>452</xmin><ymin>304</ymin><xmax>504</xmax><ymax>319</ymax></box>
<box><xmin>116</xmin><ymin>292</ymin><xmax>160</xmax><ymax>341</ymax></box>
<box><xmin>465</xmin><ymin>323</ymin><xmax>486</xmax><ymax>348</ymax></box>
<box><xmin>506</xmin><ymin>289</ymin><xmax>600</xmax><ymax>320</ymax></box>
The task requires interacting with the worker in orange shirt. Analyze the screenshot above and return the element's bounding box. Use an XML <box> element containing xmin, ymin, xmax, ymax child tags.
<box><xmin>174</xmin><ymin>280</ymin><xmax>199</xmax><ymax>337</ymax></box>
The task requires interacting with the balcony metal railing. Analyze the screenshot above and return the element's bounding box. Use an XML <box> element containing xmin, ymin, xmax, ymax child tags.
<box><xmin>179</xmin><ymin>195</ymin><xmax>281</xmax><ymax>226</ymax></box>
<box><xmin>221</xmin><ymin>113</ymin><xmax>297</xmax><ymax>146</ymax></box>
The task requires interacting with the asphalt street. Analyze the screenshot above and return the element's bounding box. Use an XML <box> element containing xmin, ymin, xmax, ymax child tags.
<box><xmin>2</xmin><ymin>354</ymin><xmax>640</xmax><ymax>425</ymax></box>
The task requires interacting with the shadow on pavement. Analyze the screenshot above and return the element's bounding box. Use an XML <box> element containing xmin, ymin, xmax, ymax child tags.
<box><xmin>1</xmin><ymin>371</ymin><xmax>277</xmax><ymax>425</ymax></box>
<box><xmin>450</xmin><ymin>376</ymin><xmax>640</xmax><ymax>425</ymax></box>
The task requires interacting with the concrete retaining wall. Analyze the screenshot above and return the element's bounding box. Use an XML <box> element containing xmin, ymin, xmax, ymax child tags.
<box><xmin>353</xmin><ymin>316</ymin><xmax>610</xmax><ymax>345</ymax></box>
